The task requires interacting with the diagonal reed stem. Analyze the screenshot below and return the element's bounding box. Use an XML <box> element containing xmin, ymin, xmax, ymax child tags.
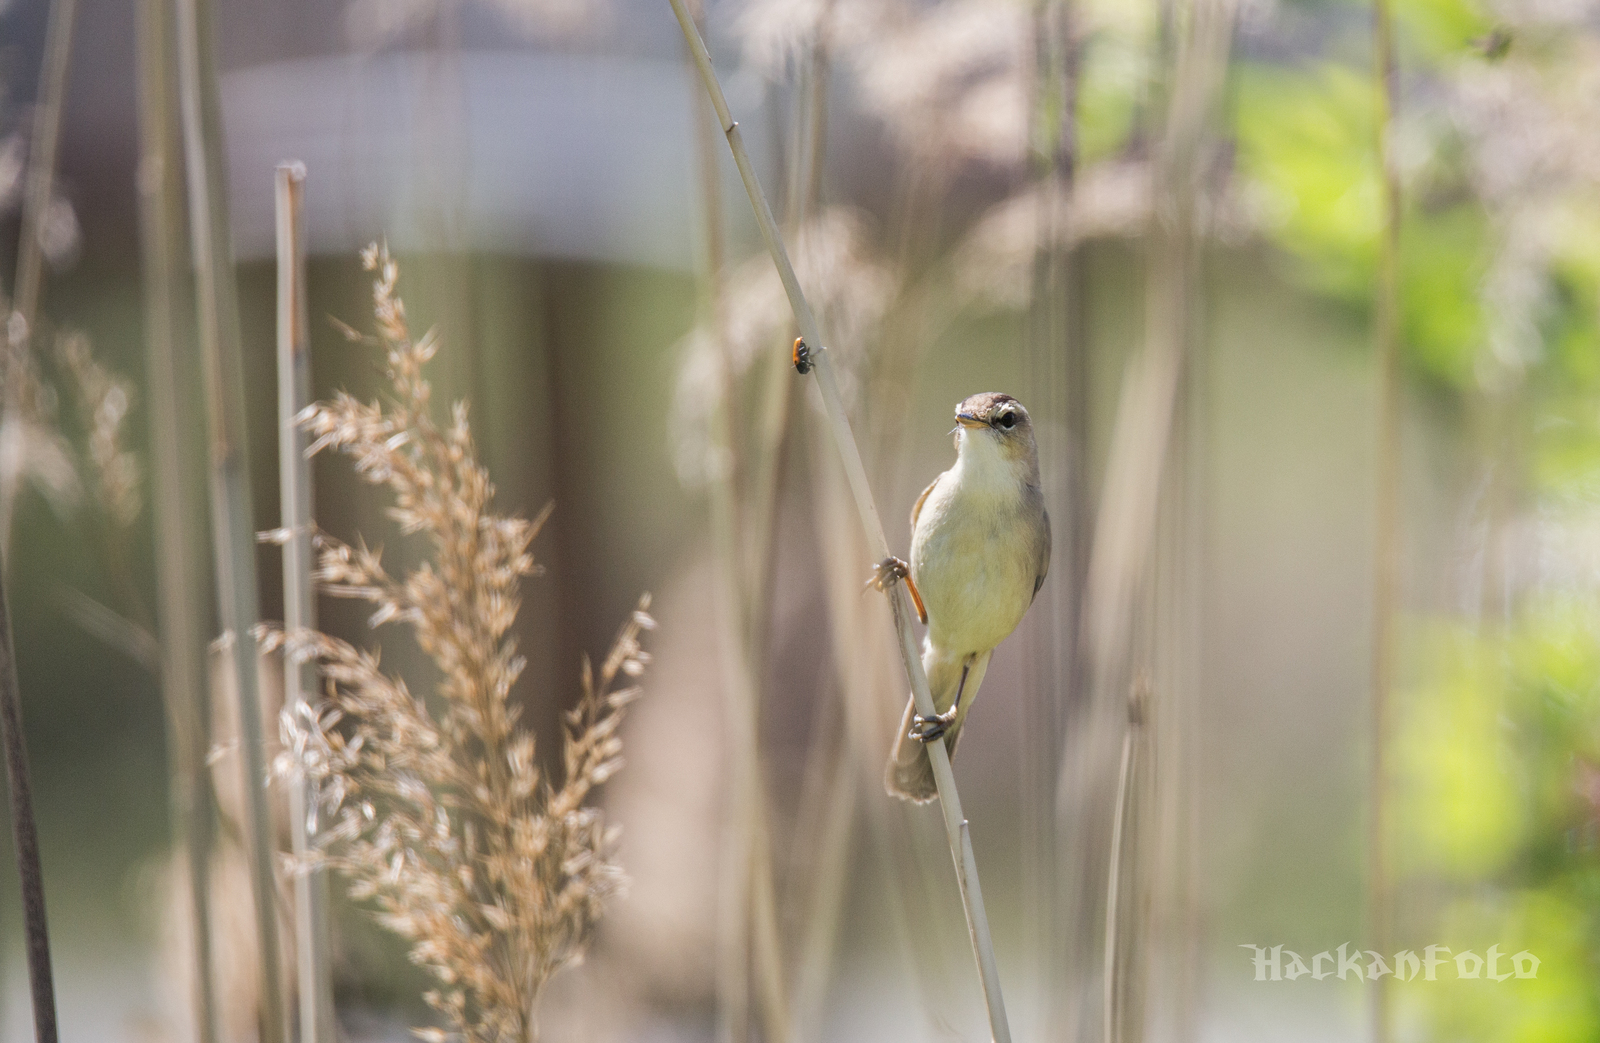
<box><xmin>666</xmin><ymin>6</ymin><xmax>1012</xmax><ymax>1039</ymax></box>
<box><xmin>275</xmin><ymin>161</ymin><xmax>336</xmax><ymax>1043</ymax></box>
<box><xmin>136</xmin><ymin>0</ymin><xmax>217</xmax><ymax>1035</ymax></box>
<box><xmin>174</xmin><ymin>0</ymin><xmax>288</xmax><ymax>1036</ymax></box>
<box><xmin>0</xmin><ymin>572</ymin><xmax>57</xmax><ymax>1043</ymax></box>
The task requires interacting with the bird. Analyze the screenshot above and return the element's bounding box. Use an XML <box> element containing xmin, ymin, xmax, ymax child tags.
<box><xmin>878</xmin><ymin>391</ymin><xmax>1051</xmax><ymax>803</ymax></box>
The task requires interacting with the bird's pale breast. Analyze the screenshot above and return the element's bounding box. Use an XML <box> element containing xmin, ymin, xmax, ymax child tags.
<box><xmin>910</xmin><ymin>469</ymin><xmax>1039</xmax><ymax>655</ymax></box>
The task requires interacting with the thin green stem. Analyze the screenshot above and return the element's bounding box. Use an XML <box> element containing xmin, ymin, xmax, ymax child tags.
<box><xmin>135</xmin><ymin>0</ymin><xmax>217</xmax><ymax>1035</ymax></box>
<box><xmin>667</xmin><ymin>6</ymin><xmax>1011</xmax><ymax>1039</ymax></box>
<box><xmin>174</xmin><ymin>0</ymin><xmax>287</xmax><ymax>1035</ymax></box>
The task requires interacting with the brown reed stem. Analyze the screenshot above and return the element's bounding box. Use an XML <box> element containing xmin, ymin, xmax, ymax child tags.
<box><xmin>668</xmin><ymin>6</ymin><xmax>1012</xmax><ymax>1039</ymax></box>
<box><xmin>275</xmin><ymin>161</ymin><xmax>336</xmax><ymax>1043</ymax></box>
<box><xmin>1369</xmin><ymin>1</ymin><xmax>1401</xmax><ymax>1040</ymax></box>
<box><xmin>174</xmin><ymin>0</ymin><xmax>288</xmax><ymax>1035</ymax></box>
<box><xmin>136</xmin><ymin>0</ymin><xmax>217</xmax><ymax>1034</ymax></box>
<box><xmin>0</xmin><ymin>571</ymin><xmax>56</xmax><ymax>1043</ymax></box>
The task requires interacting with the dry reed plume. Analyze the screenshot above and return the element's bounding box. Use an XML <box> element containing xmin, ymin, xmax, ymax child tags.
<box><xmin>268</xmin><ymin>244</ymin><xmax>653</xmax><ymax>1042</ymax></box>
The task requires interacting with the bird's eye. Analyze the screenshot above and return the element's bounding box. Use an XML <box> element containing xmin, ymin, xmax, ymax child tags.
<box><xmin>996</xmin><ymin>412</ymin><xmax>1016</xmax><ymax>429</ymax></box>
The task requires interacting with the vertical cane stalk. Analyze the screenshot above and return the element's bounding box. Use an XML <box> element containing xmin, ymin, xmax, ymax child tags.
<box><xmin>174</xmin><ymin>0</ymin><xmax>288</xmax><ymax>1036</ymax></box>
<box><xmin>1102</xmin><ymin>684</ymin><xmax>1145</xmax><ymax>1043</ymax></box>
<box><xmin>275</xmin><ymin>162</ymin><xmax>336</xmax><ymax>1043</ymax></box>
<box><xmin>667</xmin><ymin>6</ymin><xmax>1012</xmax><ymax>1039</ymax></box>
<box><xmin>1056</xmin><ymin>4</ymin><xmax>1234</xmax><ymax>1041</ymax></box>
<box><xmin>1369</xmin><ymin>1</ymin><xmax>1401</xmax><ymax>1040</ymax></box>
<box><xmin>687</xmin><ymin>26</ymin><xmax>791</xmax><ymax>1041</ymax></box>
<box><xmin>136</xmin><ymin>0</ymin><xmax>217</xmax><ymax>1036</ymax></box>
<box><xmin>1024</xmin><ymin>1</ymin><xmax>1084</xmax><ymax>1029</ymax></box>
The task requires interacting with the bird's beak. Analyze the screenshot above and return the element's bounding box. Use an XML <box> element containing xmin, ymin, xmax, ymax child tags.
<box><xmin>954</xmin><ymin>411</ymin><xmax>987</xmax><ymax>429</ymax></box>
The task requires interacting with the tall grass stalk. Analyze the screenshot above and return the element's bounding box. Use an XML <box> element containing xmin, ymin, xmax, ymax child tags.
<box><xmin>765</xmin><ymin>27</ymin><xmax>872</xmax><ymax>1040</ymax></box>
<box><xmin>136</xmin><ymin>0</ymin><xmax>217</xmax><ymax>1034</ymax></box>
<box><xmin>1024</xmin><ymin>0</ymin><xmax>1084</xmax><ymax>1025</ymax></box>
<box><xmin>687</xmin><ymin>31</ymin><xmax>790</xmax><ymax>1042</ymax></box>
<box><xmin>174</xmin><ymin>0</ymin><xmax>288</xmax><ymax>1035</ymax></box>
<box><xmin>1369</xmin><ymin>1</ymin><xmax>1402</xmax><ymax>1039</ymax></box>
<box><xmin>668</xmin><ymin>6</ymin><xmax>1012</xmax><ymax>1039</ymax></box>
<box><xmin>1102</xmin><ymin>685</ymin><xmax>1144</xmax><ymax>1043</ymax></box>
<box><xmin>1056</xmin><ymin>3</ymin><xmax>1234</xmax><ymax>1039</ymax></box>
<box><xmin>274</xmin><ymin>161</ymin><xmax>336</xmax><ymax>1043</ymax></box>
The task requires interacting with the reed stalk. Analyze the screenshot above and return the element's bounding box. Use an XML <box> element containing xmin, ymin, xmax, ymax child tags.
<box><xmin>688</xmin><ymin>35</ymin><xmax>790</xmax><ymax>1043</ymax></box>
<box><xmin>174</xmin><ymin>0</ymin><xmax>288</xmax><ymax>1035</ymax></box>
<box><xmin>1102</xmin><ymin>684</ymin><xmax>1145</xmax><ymax>1043</ymax></box>
<box><xmin>1024</xmin><ymin>1</ymin><xmax>1084</xmax><ymax>1027</ymax></box>
<box><xmin>275</xmin><ymin>161</ymin><xmax>336</xmax><ymax>1043</ymax></box>
<box><xmin>668</xmin><ymin>6</ymin><xmax>1012</xmax><ymax>1039</ymax></box>
<box><xmin>1369</xmin><ymin>1</ymin><xmax>1401</xmax><ymax>1039</ymax></box>
<box><xmin>1056</xmin><ymin>4</ymin><xmax>1234</xmax><ymax>1040</ymax></box>
<box><xmin>0</xmin><ymin>574</ymin><xmax>56</xmax><ymax>1043</ymax></box>
<box><xmin>135</xmin><ymin>0</ymin><xmax>217</xmax><ymax>1034</ymax></box>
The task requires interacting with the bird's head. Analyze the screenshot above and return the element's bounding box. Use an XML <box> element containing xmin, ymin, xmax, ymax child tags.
<box><xmin>951</xmin><ymin>392</ymin><xmax>1039</xmax><ymax>479</ymax></box>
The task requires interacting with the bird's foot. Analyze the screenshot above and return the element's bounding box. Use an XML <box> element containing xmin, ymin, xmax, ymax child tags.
<box><xmin>909</xmin><ymin>706</ymin><xmax>959</xmax><ymax>744</ymax></box>
<box><xmin>865</xmin><ymin>556</ymin><xmax>928</xmax><ymax>624</ymax></box>
<box><xmin>865</xmin><ymin>555</ymin><xmax>910</xmax><ymax>592</ymax></box>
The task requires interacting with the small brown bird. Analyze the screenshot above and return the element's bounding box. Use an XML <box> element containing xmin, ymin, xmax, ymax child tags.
<box><xmin>883</xmin><ymin>392</ymin><xmax>1051</xmax><ymax>803</ymax></box>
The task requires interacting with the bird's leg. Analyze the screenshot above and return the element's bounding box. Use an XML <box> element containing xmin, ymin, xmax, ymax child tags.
<box><xmin>865</xmin><ymin>555</ymin><xmax>928</xmax><ymax>625</ymax></box>
<box><xmin>911</xmin><ymin>657</ymin><xmax>971</xmax><ymax>743</ymax></box>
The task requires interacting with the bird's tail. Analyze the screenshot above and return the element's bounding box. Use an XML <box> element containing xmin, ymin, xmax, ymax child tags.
<box><xmin>884</xmin><ymin>646</ymin><xmax>991</xmax><ymax>803</ymax></box>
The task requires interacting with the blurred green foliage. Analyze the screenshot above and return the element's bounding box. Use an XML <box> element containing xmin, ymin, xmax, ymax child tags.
<box><xmin>1394</xmin><ymin>602</ymin><xmax>1600</xmax><ymax>1039</ymax></box>
<box><xmin>1232</xmin><ymin>1</ymin><xmax>1600</xmax><ymax>1037</ymax></box>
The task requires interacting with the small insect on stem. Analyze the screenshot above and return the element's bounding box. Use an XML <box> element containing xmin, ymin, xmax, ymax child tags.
<box><xmin>792</xmin><ymin>337</ymin><xmax>812</xmax><ymax>376</ymax></box>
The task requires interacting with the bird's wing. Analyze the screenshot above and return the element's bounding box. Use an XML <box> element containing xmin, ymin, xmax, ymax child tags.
<box><xmin>1032</xmin><ymin>508</ymin><xmax>1052</xmax><ymax>602</ymax></box>
<box><xmin>910</xmin><ymin>475</ymin><xmax>939</xmax><ymax>532</ymax></box>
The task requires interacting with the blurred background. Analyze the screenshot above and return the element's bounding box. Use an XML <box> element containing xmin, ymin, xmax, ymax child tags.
<box><xmin>0</xmin><ymin>0</ymin><xmax>1597</xmax><ymax>1040</ymax></box>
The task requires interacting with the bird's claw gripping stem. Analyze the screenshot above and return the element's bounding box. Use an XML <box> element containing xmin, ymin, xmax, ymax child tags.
<box><xmin>866</xmin><ymin>555</ymin><xmax>928</xmax><ymax>625</ymax></box>
<box><xmin>910</xmin><ymin>706</ymin><xmax>959</xmax><ymax>743</ymax></box>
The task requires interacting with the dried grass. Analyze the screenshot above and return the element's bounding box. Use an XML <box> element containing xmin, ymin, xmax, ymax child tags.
<box><xmin>55</xmin><ymin>330</ymin><xmax>140</xmax><ymax>531</ymax></box>
<box><xmin>267</xmin><ymin>245</ymin><xmax>652</xmax><ymax>1043</ymax></box>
